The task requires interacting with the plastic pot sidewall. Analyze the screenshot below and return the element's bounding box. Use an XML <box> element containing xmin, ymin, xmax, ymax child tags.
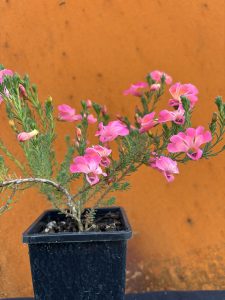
<box><xmin>23</xmin><ymin>207</ymin><xmax>132</xmax><ymax>300</ymax></box>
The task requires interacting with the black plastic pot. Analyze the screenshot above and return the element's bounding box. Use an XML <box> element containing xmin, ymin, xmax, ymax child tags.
<box><xmin>23</xmin><ymin>207</ymin><xmax>132</xmax><ymax>300</ymax></box>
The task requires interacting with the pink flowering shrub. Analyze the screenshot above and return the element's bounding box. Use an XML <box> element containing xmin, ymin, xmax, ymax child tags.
<box><xmin>0</xmin><ymin>65</ymin><xmax>224</xmax><ymax>231</ymax></box>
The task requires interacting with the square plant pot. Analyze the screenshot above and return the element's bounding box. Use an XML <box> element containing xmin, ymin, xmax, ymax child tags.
<box><xmin>23</xmin><ymin>207</ymin><xmax>132</xmax><ymax>300</ymax></box>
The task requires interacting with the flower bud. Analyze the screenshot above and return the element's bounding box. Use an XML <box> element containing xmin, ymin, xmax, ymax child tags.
<box><xmin>17</xmin><ymin>129</ymin><xmax>39</xmax><ymax>142</ymax></box>
<box><xmin>19</xmin><ymin>84</ymin><xmax>27</xmax><ymax>98</ymax></box>
<box><xmin>209</xmin><ymin>112</ymin><xmax>218</xmax><ymax>134</ymax></box>
<box><xmin>135</xmin><ymin>106</ymin><xmax>142</xmax><ymax>115</ymax></box>
<box><xmin>86</xmin><ymin>99</ymin><xmax>92</xmax><ymax>108</ymax></box>
<box><xmin>76</xmin><ymin>127</ymin><xmax>82</xmax><ymax>141</ymax></box>
<box><xmin>101</xmin><ymin>105</ymin><xmax>107</xmax><ymax>115</ymax></box>
<box><xmin>135</xmin><ymin>114</ymin><xmax>142</xmax><ymax>124</ymax></box>
<box><xmin>46</xmin><ymin>96</ymin><xmax>53</xmax><ymax>103</ymax></box>
<box><xmin>116</xmin><ymin>114</ymin><xmax>123</xmax><ymax>121</ymax></box>
<box><xmin>212</xmin><ymin>112</ymin><xmax>218</xmax><ymax>122</ymax></box>
<box><xmin>9</xmin><ymin>120</ymin><xmax>15</xmax><ymax>127</ymax></box>
<box><xmin>150</xmin><ymin>83</ymin><xmax>161</xmax><ymax>91</ymax></box>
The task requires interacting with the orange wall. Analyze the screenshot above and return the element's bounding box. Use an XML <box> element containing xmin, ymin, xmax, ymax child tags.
<box><xmin>0</xmin><ymin>0</ymin><xmax>225</xmax><ymax>297</ymax></box>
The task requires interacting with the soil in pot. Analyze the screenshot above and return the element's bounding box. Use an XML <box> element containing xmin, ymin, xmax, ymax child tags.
<box><xmin>41</xmin><ymin>210</ymin><xmax>123</xmax><ymax>234</ymax></box>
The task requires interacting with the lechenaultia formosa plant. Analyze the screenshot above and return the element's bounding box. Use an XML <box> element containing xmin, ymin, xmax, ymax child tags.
<box><xmin>0</xmin><ymin>66</ymin><xmax>224</xmax><ymax>231</ymax></box>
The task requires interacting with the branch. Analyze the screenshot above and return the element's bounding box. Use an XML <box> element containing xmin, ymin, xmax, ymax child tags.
<box><xmin>0</xmin><ymin>186</ymin><xmax>17</xmax><ymax>215</ymax></box>
<box><xmin>0</xmin><ymin>177</ymin><xmax>73</xmax><ymax>208</ymax></box>
<box><xmin>0</xmin><ymin>177</ymin><xmax>84</xmax><ymax>230</ymax></box>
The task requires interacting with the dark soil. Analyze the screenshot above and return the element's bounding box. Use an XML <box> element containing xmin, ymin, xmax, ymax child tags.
<box><xmin>40</xmin><ymin>210</ymin><xmax>123</xmax><ymax>234</ymax></box>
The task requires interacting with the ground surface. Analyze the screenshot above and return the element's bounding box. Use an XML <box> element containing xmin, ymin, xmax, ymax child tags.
<box><xmin>2</xmin><ymin>290</ymin><xmax>225</xmax><ymax>300</ymax></box>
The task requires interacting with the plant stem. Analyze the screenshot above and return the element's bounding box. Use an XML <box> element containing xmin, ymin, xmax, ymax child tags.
<box><xmin>72</xmin><ymin>184</ymin><xmax>93</xmax><ymax>201</ymax></box>
<box><xmin>94</xmin><ymin>161</ymin><xmax>143</xmax><ymax>209</ymax></box>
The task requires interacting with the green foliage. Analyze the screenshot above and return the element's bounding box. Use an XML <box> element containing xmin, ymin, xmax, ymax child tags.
<box><xmin>25</xmin><ymin>134</ymin><xmax>54</xmax><ymax>178</ymax></box>
<box><xmin>203</xmin><ymin>97</ymin><xmax>225</xmax><ymax>157</ymax></box>
<box><xmin>0</xmin><ymin>156</ymin><xmax>8</xmax><ymax>180</ymax></box>
<box><xmin>106</xmin><ymin>196</ymin><xmax>116</xmax><ymax>206</ymax></box>
<box><xmin>141</xmin><ymin>96</ymin><xmax>149</xmax><ymax>114</ymax></box>
<box><xmin>121</xmin><ymin>182</ymin><xmax>130</xmax><ymax>190</ymax></box>
<box><xmin>81</xmin><ymin>100</ymin><xmax>87</xmax><ymax>110</ymax></box>
<box><xmin>181</xmin><ymin>96</ymin><xmax>192</xmax><ymax>128</ymax></box>
<box><xmin>118</xmin><ymin>130</ymin><xmax>150</xmax><ymax>168</ymax></box>
<box><xmin>215</xmin><ymin>96</ymin><xmax>223</xmax><ymax>113</ymax></box>
<box><xmin>209</xmin><ymin>112</ymin><xmax>218</xmax><ymax>135</ymax></box>
<box><xmin>0</xmin><ymin>72</ymin><xmax>57</xmax><ymax>201</ymax></box>
<box><xmin>146</xmin><ymin>73</ymin><xmax>154</xmax><ymax>86</ymax></box>
<box><xmin>162</xmin><ymin>123</ymin><xmax>170</xmax><ymax>139</ymax></box>
<box><xmin>56</xmin><ymin>136</ymin><xmax>80</xmax><ymax>186</ymax></box>
<box><xmin>92</xmin><ymin>102</ymin><xmax>101</xmax><ymax>116</ymax></box>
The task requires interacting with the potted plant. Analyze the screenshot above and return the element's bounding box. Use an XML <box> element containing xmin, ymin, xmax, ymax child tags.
<box><xmin>0</xmin><ymin>66</ymin><xmax>224</xmax><ymax>300</ymax></box>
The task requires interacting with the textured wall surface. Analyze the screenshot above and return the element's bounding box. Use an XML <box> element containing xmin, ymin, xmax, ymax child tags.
<box><xmin>0</xmin><ymin>0</ymin><xmax>224</xmax><ymax>297</ymax></box>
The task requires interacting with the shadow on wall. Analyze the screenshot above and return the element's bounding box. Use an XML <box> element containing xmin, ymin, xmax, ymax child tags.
<box><xmin>126</xmin><ymin>243</ymin><xmax>225</xmax><ymax>293</ymax></box>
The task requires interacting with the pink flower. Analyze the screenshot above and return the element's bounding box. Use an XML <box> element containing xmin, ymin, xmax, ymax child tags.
<box><xmin>169</xmin><ymin>83</ymin><xmax>198</xmax><ymax>108</ymax></box>
<box><xmin>0</xmin><ymin>95</ymin><xmax>3</xmax><ymax>104</ymax></box>
<box><xmin>167</xmin><ymin>126</ymin><xmax>212</xmax><ymax>160</ymax></box>
<box><xmin>158</xmin><ymin>106</ymin><xmax>185</xmax><ymax>125</ymax></box>
<box><xmin>123</xmin><ymin>82</ymin><xmax>148</xmax><ymax>97</ymax></box>
<box><xmin>17</xmin><ymin>129</ymin><xmax>39</xmax><ymax>142</ymax></box>
<box><xmin>87</xmin><ymin>114</ymin><xmax>97</xmax><ymax>124</ymax></box>
<box><xmin>86</xmin><ymin>99</ymin><xmax>92</xmax><ymax>108</ymax></box>
<box><xmin>138</xmin><ymin>112</ymin><xmax>156</xmax><ymax>133</ymax></box>
<box><xmin>96</xmin><ymin>120</ymin><xmax>129</xmax><ymax>143</ymax></box>
<box><xmin>0</xmin><ymin>69</ymin><xmax>13</xmax><ymax>84</ymax></box>
<box><xmin>86</xmin><ymin>145</ymin><xmax>112</xmax><ymax>167</ymax></box>
<box><xmin>58</xmin><ymin>104</ymin><xmax>82</xmax><ymax>122</ymax></box>
<box><xmin>70</xmin><ymin>155</ymin><xmax>106</xmax><ymax>185</ymax></box>
<box><xmin>150</xmin><ymin>83</ymin><xmax>161</xmax><ymax>91</ymax></box>
<box><xmin>150</xmin><ymin>70</ymin><xmax>172</xmax><ymax>85</ymax></box>
<box><xmin>150</xmin><ymin>156</ymin><xmax>179</xmax><ymax>182</ymax></box>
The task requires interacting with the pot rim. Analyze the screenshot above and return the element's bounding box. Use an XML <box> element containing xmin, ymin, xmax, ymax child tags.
<box><xmin>23</xmin><ymin>206</ymin><xmax>132</xmax><ymax>244</ymax></box>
